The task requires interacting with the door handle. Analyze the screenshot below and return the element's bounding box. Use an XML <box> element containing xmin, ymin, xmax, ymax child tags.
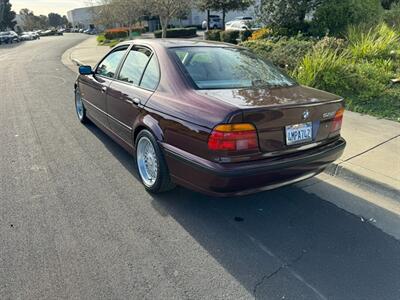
<box><xmin>101</xmin><ymin>86</ymin><xmax>107</xmax><ymax>93</ymax></box>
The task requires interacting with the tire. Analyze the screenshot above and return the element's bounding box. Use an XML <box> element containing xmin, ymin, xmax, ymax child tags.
<box><xmin>135</xmin><ymin>130</ymin><xmax>175</xmax><ymax>193</ymax></box>
<box><xmin>75</xmin><ymin>88</ymin><xmax>89</xmax><ymax>123</ymax></box>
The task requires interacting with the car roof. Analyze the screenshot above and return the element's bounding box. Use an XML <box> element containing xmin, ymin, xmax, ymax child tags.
<box><xmin>117</xmin><ymin>39</ymin><xmax>240</xmax><ymax>49</ymax></box>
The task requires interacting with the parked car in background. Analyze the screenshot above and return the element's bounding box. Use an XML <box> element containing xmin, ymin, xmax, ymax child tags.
<box><xmin>0</xmin><ymin>31</ymin><xmax>20</xmax><ymax>44</ymax></box>
<box><xmin>202</xmin><ymin>15</ymin><xmax>223</xmax><ymax>29</ymax></box>
<box><xmin>20</xmin><ymin>32</ymin><xmax>33</xmax><ymax>41</ymax></box>
<box><xmin>40</xmin><ymin>29</ymin><xmax>64</xmax><ymax>37</ymax></box>
<box><xmin>83</xmin><ymin>28</ymin><xmax>97</xmax><ymax>35</ymax></box>
<box><xmin>74</xmin><ymin>39</ymin><xmax>346</xmax><ymax>196</ymax></box>
<box><xmin>225</xmin><ymin>20</ymin><xmax>261</xmax><ymax>31</ymax></box>
<box><xmin>0</xmin><ymin>32</ymin><xmax>9</xmax><ymax>44</ymax></box>
<box><xmin>20</xmin><ymin>31</ymin><xmax>40</xmax><ymax>41</ymax></box>
<box><xmin>225</xmin><ymin>16</ymin><xmax>253</xmax><ymax>27</ymax></box>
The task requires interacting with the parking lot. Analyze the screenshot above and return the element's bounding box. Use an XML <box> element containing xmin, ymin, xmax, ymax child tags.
<box><xmin>1</xmin><ymin>34</ymin><xmax>400</xmax><ymax>299</ymax></box>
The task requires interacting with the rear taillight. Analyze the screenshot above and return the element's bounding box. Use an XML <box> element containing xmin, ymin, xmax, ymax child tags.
<box><xmin>208</xmin><ymin>123</ymin><xmax>258</xmax><ymax>151</ymax></box>
<box><xmin>331</xmin><ymin>107</ymin><xmax>344</xmax><ymax>133</ymax></box>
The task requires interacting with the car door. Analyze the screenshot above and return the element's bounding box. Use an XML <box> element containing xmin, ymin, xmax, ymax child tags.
<box><xmin>106</xmin><ymin>46</ymin><xmax>160</xmax><ymax>146</ymax></box>
<box><xmin>79</xmin><ymin>45</ymin><xmax>128</xmax><ymax>127</ymax></box>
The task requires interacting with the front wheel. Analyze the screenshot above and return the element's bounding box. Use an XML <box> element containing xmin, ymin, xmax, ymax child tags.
<box><xmin>135</xmin><ymin>130</ymin><xmax>175</xmax><ymax>193</ymax></box>
<box><xmin>75</xmin><ymin>89</ymin><xmax>88</xmax><ymax>123</ymax></box>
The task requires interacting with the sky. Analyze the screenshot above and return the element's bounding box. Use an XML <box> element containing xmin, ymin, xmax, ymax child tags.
<box><xmin>10</xmin><ymin>0</ymin><xmax>89</xmax><ymax>16</ymax></box>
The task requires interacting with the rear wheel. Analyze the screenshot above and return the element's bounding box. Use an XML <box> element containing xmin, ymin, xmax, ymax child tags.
<box><xmin>75</xmin><ymin>88</ymin><xmax>88</xmax><ymax>123</ymax></box>
<box><xmin>136</xmin><ymin>130</ymin><xmax>175</xmax><ymax>193</ymax></box>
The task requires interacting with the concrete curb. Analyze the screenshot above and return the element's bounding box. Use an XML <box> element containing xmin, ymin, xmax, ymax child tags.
<box><xmin>72</xmin><ymin>58</ymin><xmax>84</xmax><ymax>66</ymax></box>
<box><xmin>324</xmin><ymin>163</ymin><xmax>400</xmax><ymax>201</ymax></box>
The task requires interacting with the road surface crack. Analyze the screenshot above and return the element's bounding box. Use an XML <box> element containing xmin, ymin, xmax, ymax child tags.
<box><xmin>253</xmin><ymin>250</ymin><xmax>306</xmax><ymax>299</ymax></box>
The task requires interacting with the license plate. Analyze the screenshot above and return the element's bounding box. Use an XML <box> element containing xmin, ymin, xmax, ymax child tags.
<box><xmin>285</xmin><ymin>122</ymin><xmax>312</xmax><ymax>145</ymax></box>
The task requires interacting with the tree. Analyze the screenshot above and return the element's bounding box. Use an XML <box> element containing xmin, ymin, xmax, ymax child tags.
<box><xmin>311</xmin><ymin>0</ymin><xmax>383</xmax><ymax>36</ymax></box>
<box><xmin>88</xmin><ymin>0</ymin><xmax>118</xmax><ymax>29</ymax></box>
<box><xmin>383</xmin><ymin>2</ymin><xmax>400</xmax><ymax>27</ymax></box>
<box><xmin>0</xmin><ymin>0</ymin><xmax>16</xmax><ymax>30</ymax></box>
<box><xmin>381</xmin><ymin>0</ymin><xmax>400</xmax><ymax>9</ymax></box>
<box><xmin>216</xmin><ymin>0</ymin><xmax>254</xmax><ymax>30</ymax></box>
<box><xmin>112</xmin><ymin>0</ymin><xmax>145</xmax><ymax>36</ymax></box>
<box><xmin>38</xmin><ymin>15</ymin><xmax>49</xmax><ymax>29</ymax></box>
<box><xmin>197</xmin><ymin>0</ymin><xmax>253</xmax><ymax>30</ymax></box>
<box><xmin>48</xmin><ymin>12</ymin><xmax>63</xmax><ymax>27</ymax></box>
<box><xmin>257</xmin><ymin>0</ymin><xmax>322</xmax><ymax>31</ymax></box>
<box><xmin>62</xmin><ymin>15</ymin><xmax>69</xmax><ymax>27</ymax></box>
<box><xmin>20</xmin><ymin>9</ymin><xmax>50</xmax><ymax>30</ymax></box>
<box><xmin>19</xmin><ymin>8</ymin><xmax>36</xmax><ymax>30</ymax></box>
<box><xmin>149</xmin><ymin>0</ymin><xmax>191</xmax><ymax>38</ymax></box>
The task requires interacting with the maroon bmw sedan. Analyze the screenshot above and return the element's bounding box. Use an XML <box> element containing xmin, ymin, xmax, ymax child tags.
<box><xmin>74</xmin><ymin>39</ymin><xmax>346</xmax><ymax>196</ymax></box>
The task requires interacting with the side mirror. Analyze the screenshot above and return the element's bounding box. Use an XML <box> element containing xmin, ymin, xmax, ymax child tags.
<box><xmin>79</xmin><ymin>65</ymin><xmax>93</xmax><ymax>75</ymax></box>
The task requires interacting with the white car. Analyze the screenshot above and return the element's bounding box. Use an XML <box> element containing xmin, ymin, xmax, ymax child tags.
<box><xmin>225</xmin><ymin>20</ymin><xmax>250</xmax><ymax>31</ymax></box>
<box><xmin>225</xmin><ymin>17</ymin><xmax>253</xmax><ymax>27</ymax></box>
<box><xmin>202</xmin><ymin>15</ymin><xmax>223</xmax><ymax>30</ymax></box>
<box><xmin>225</xmin><ymin>20</ymin><xmax>261</xmax><ymax>31</ymax></box>
<box><xmin>20</xmin><ymin>32</ymin><xmax>34</xmax><ymax>41</ymax></box>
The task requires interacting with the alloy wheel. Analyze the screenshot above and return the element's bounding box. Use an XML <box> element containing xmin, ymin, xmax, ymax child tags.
<box><xmin>137</xmin><ymin>136</ymin><xmax>159</xmax><ymax>187</ymax></box>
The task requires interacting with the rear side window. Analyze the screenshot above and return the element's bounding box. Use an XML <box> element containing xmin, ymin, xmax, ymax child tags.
<box><xmin>96</xmin><ymin>46</ymin><xmax>128</xmax><ymax>78</ymax></box>
<box><xmin>118</xmin><ymin>47</ymin><xmax>151</xmax><ymax>85</ymax></box>
<box><xmin>140</xmin><ymin>55</ymin><xmax>160</xmax><ymax>91</ymax></box>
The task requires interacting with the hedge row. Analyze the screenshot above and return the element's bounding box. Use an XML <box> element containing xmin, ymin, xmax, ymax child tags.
<box><xmin>154</xmin><ymin>27</ymin><xmax>197</xmax><ymax>38</ymax></box>
<box><xmin>104</xmin><ymin>27</ymin><xmax>145</xmax><ymax>40</ymax></box>
<box><xmin>205</xmin><ymin>29</ymin><xmax>253</xmax><ymax>44</ymax></box>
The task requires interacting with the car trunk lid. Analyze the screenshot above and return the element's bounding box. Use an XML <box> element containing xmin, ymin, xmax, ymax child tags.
<box><xmin>197</xmin><ymin>85</ymin><xmax>344</xmax><ymax>153</ymax></box>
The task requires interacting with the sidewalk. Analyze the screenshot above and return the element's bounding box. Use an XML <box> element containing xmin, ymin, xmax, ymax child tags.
<box><xmin>62</xmin><ymin>36</ymin><xmax>109</xmax><ymax>72</ymax></box>
<box><xmin>327</xmin><ymin>111</ymin><xmax>400</xmax><ymax>198</ymax></box>
<box><xmin>62</xmin><ymin>36</ymin><xmax>400</xmax><ymax>198</ymax></box>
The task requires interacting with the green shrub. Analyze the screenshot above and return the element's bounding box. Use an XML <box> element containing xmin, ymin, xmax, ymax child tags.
<box><xmin>310</xmin><ymin>0</ymin><xmax>383</xmax><ymax>36</ymax></box>
<box><xmin>293</xmin><ymin>33</ymin><xmax>400</xmax><ymax>121</ymax></box>
<box><xmin>104</xmin><ymin>27</ymin><xmax>144</xmax><ymax>40</ymax></box>
<box><xmin>97</xmin><ymin>34</ymin><xmax>106</xmax><ymax>44</ymax></box>
<box><xmin>131</xmin><ymin>26</ymin><xmax>146</xmax><ymax>33</ymax></box>
<box><xmin>104</xmin><ymin>28</ymin><xmax>129</xmax><ymax>40</ymax></box>
<box><xmin>249</xmin><ymin>28</ymin><xmax>273</xmax><ymax>40</ymax></box>
<box><xmin>240</xmin><ymin>29</ymin><xmax>253</xmax><ymax>42</ymax></box>
<box><xmin>313</xmin><ymin>36</ymin><xmax>347</xmax><ymax>53</ymax></box>
<box><xmin>347</xmin><ymin>86</ymin><xmax>400</xmax><ymax>121</ymax></box>
<box><xmin>154</xmin><ymin>27</ymin><xmax>197</xmax><ymax>38</ymax></box>
<box><xmin>383</xmin><ymin>3</ymin><xmax>400</xmax><ymax>29</ymax></box>
<box><xmin>347</xmin><ymin>23</ymin><xmax>400</xmax><ymax>60</ymax></box>
<box><xmin>294</xmin><ymin>48</ymin><xmax>352</xmax><ymax>93</ymax></box>
<box><xmin>241</xmin><ymin>37</ymin><xmax>315</xmax><ymax>71</ymax></box>
<box><xmin>220</xmin><ymin>30</ymin><xmax>240</xmax><ymax>44</ymax></box>
<box><xmin>204</xmin><ymin>29</ymin><xmax>222</xmax><ymax>41</ymax></box>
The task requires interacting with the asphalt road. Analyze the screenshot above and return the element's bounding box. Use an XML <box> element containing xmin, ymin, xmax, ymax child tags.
<box><xmin>1</xmin><ymin>34</ymin><xmax>400</xmax><ymax>300</ymax></box>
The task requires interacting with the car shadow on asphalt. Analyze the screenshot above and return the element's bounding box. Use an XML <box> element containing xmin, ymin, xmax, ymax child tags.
<box><xmin>86</xmin><ymin>122</ymin><xmax>400</xmax><ymax>300</ymax></box>
<box><xmin>151</xmin><ymin>186</ymin><xmax>400</xmax><ymax>299</ymax></box>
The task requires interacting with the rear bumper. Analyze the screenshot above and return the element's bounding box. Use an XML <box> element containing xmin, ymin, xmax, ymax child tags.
<box><xmin>162</xmin><ymin>138</ymin><xmax>346</xmax><ymax>197</ymax></box>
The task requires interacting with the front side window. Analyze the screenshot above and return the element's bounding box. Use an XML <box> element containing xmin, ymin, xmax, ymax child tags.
<box><xmin>118</xmin><ymin>47</ymin><xmax>151</xmax><ymax>85</ymax></box>
<box><xmin>140</xmin><ymin>55</ymin><xmax>160</xmax><ymax>91</ymax></box>
<box><xmin>96</xmin><ymin>46</ymin><xmax>128</xmax><ymax>78</ymax></box>
<box><xmin>170</xmin><ymin>47</ymin><xmax>296</xmax><ymax>90</ymax></box>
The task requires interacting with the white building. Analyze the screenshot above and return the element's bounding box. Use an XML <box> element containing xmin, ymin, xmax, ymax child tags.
<box><xmin>67</xmin><ymin>2</ymin><xmax>260</xmax><ymax>31</ymax></box>
<box><xmin>67</xmin><ymin>6</ymin><xmax>96</xmax><ymax>29</ymax></box>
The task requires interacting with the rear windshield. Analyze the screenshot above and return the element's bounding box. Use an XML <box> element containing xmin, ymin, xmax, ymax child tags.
<box><xmin>170</xmin><ymin>46</ymin><xmax>296</xmax><ymax>89</ymax></box>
